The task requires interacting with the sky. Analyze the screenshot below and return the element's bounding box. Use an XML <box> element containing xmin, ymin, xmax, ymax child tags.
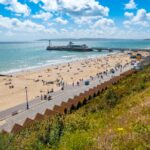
<box><xmin>0</xmin><ymin>0</ymin><xmax>150</xmax><ymax>41</ymax></box>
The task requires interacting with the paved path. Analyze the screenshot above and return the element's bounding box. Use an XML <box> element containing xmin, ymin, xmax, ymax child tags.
<box><xmin>0</xmin><ymin>66</ymin><xmax>126</xmax><ymax>120</ymax></box>
<box><xmin>0</xmin><ymin>64</ymin><xmax>133</xmax><ymax>132</ymax></box>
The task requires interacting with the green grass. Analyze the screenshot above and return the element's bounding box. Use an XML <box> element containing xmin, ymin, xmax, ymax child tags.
<box><xmin>0</xmin><ymin>66</ymin><xmax>150</xmax><ymax>150</ymax></box>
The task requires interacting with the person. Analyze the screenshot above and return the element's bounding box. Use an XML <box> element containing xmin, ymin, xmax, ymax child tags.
<box><xmin>44</xmin><ymin>95</ymin><xmax>47</xmax><ymax>100</ymax></box>
<box><xmin>42</xmin><ymin>80</ymin><xmax>45</xmax><ymax>86</ymax></box>
<box><xmin>48</xmin><ymin>96</ymin><xmax>52</xmax><ymax>101</ymax></box>
<box><xmin>41</xmin><ymin>94</ymin><xmax>43</xmax><ymax>100</ymax></box>
<box><xmin>61</xmin><ymin>86</ymin><xmax>64</xmax><ymax>90</ymax></box>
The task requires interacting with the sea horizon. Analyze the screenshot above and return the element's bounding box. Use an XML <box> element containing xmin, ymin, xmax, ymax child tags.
<box><xmin>0</xmin><ymin>37</ymin><xmax>150</xmax><ymax>43</ymax></box>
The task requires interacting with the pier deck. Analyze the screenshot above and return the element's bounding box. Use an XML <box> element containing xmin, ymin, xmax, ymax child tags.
<box><xmin>47</xmin><ymin>46</ymin><xmax>150</xmax><ymax>52</ymax></box>
<box><xmin>92</xmin><ymin>47</ymin><xmax>150</xmax><ymax>52</ymax></box>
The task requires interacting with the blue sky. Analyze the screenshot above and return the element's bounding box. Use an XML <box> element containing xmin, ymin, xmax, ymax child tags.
<box><xmin>0</xmin><ymin>0</ymin><xmax>150</xmax><ymax>41</ymax></box>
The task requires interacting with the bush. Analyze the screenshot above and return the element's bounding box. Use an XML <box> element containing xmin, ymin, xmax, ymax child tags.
<box><xmin>104</xmin><ymin>88</ymin><xmax>119</xmax><ymax>107</ymax></box>
<box><xmin>132</xmin><ymin>81</ymin><xmax>146</xmax><ymax>92</ymax></box>
<box><xmin>0</xmin><ymin>134</ymin><xmax>12</xmax><ymax>150</ymax></box>
<box><xmin>38</xmin><ymin>115</ymin><xmax>64</xmax><ymax>149</ymax></box>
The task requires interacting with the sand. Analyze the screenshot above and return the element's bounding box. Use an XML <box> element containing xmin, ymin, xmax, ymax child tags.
<box><xmin>0</xmin><ymin>51</ymin><xmax>149</xmax><ymax>111</ymax></box>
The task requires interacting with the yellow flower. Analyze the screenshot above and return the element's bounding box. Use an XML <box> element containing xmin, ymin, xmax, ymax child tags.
<box><xmin>117</xmin><ymin>127</ymin><xmax>124</xmax><ymax>131</ymax></box>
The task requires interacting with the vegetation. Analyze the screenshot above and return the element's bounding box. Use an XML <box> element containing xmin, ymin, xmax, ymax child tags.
<box><xmin>0</xmin><ymin>66</ymin><xmax>150</xmax><ymax>150</ymax></box>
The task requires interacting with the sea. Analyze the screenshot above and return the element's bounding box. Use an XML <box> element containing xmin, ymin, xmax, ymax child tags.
<box><xmin>0</xmin><ymin>39</ymin><xmax>150</xmax><ymax>74</ymax></box>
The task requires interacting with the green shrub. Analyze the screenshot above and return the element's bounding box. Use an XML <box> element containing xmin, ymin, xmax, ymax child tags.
<box><xmin>38</xmin><ymin>115</ymin><xmax>64</xmax><ymax>149</ymax></box>
<box><xmin>132</xmin><ymin>81</ymin><xmax>146</xmax><ymax>92</ymax></box>
<box><xmin>0</xmin><ymin>134</ymin><xmax>12</xmax><ymax>150</ymax></box>
<box><xmin>104</xmin><ymin>88</ymin><xmax>119</xmax><ymax>107</ymax></box>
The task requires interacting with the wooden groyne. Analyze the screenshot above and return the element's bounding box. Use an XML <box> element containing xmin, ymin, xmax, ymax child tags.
<box><xmin>1</xmin><ymin>69</ymin><xmax>136</xmax><ymax>134</ymax></box>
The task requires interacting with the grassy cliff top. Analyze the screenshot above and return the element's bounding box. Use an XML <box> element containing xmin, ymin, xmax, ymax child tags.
<box><xmin>0</xmin><ymin>66</ymin><xmax>150</xmax><ymax>150</ymax></box>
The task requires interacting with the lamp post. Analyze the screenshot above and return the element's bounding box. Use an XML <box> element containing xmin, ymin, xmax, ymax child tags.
<box><xmin>25</xmin><ymin>86</ymin><xmax>29</xmax><ymax>110</ymax></box>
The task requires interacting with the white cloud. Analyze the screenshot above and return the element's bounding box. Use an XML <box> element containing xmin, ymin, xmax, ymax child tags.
<box><xmin>0</xmin><ymin>0</ymin><xmax>10</xmax><ymax>4</ymax></box>
<box><xmin>47</xmin><ymin>22</ymin><xmax>54</xmax><ymax>26</ymax></box>
<box><xmin>0</xmin><ymin>15</ymin><xmax>17</xmax><ymax>28</ymax></box>
<box><xmin>74</xmin><ymin>16</ymin><xmax>100</xmax><ymax>25</ymax></box>
<box><xmin>41</xmin><ymin>0</ymin><xmax>58</xmax><ymax>11</ymax></box>
<box><xmin>60</xmin><ymin>28</ymin><xmax>68</xmax><ymax>32</ymax></box>
<box><xmin>124</xmin><ymin>12</ymin><xmax>134</xmax><ymax>18</ymax></box>
<box><xmin>93</xmin><ymin>18</ymin><xmax>114</xmax><ymax>29</ymax></box>
<box><xmin>32</xmin><ymin>12</ymin><xmax>52</xmax><ymax>21</ymax></box>
<box><xmin>0</xmin><ymin>14</ymin><xmax>149</xmax><ymax>40</ymax></box>
<box><xmin>0</xmin><ymin>15</ymin><xmax>47</xmax><ymax>32</ymax></box>
<box><xmin>0</xmin><ymin>0</ymin><xmax>30</xmax><ymax>16</ymax></box>
<box><xmin>133</xmin><ymin>9</ymin><xmax>150</xmax><ymax>22</ymax></box>
<box><xmin>125</xmin><ymin>0</ymin><xmax>136</xmax><ymax>10</ymax></box>
<box><xmin>0</xmin><ymin>15</ymin><xmax>59</xmax><ymax>41</ymax></box>
<box><xmin>1</xmin><ymin>0</ymin><xmax>150</xmax><ymax>40</ymax></box>
<box><xmin>55</xmin><ymin>17</ymin><xmax>68</xmax><ymax>24</ymax></box>
<box><xmin>30</xmin><ymin>0</ymin><xmax>109</xmax><ymax>17</ymax></box>
<box><xmin>55</xmin><ymin>27</ymin><xmax>120</xmax><ymax>39</ymax></box>
<box><xmin>61</xmin><ymin>0</ymin><xmax>109</xmax><ymax>16</ymax></box>
<box><xmin>30</xmin><ymin>0</ymin><xmax>58</xmax><ymax>11</ymax></box>
<box><xmin>124</xmin><ymin>9</ymin><xmax>150</xmax><ymax>27</ymax></box>
<box><xmin>29</xmin><ymin>0</ymin><xmax>110</xmax><ymax>29</ymax></box>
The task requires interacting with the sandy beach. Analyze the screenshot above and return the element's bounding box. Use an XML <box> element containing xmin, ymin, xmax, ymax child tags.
<box><xmin>0</xmin><ymin>51</ymin><xmax>149</xmax><ymax>111</ymax></box>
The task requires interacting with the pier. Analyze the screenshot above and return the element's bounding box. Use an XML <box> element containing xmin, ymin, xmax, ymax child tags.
<box><xmin>47</xmin><ymin>46</ymin><xmax>150</xmax><ymax>53</ymax></box>
<box><xmin>46</xmin><ymin>41</ymin><xmax>150</xmax><ymax>52</ymax></box>
<box><xmin>92</xmin><ymin>47</ymin><xmax>150</xmax><ymax>52</ymax></box>
<box><xmin>46</xmin><ymin>41</ymin><xmax>93</xmax><ymax>51</ymax></box>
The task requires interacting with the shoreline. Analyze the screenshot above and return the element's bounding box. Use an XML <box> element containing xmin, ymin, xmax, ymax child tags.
<box><xmin>0</xmin><ymin>52</ymin><xmax>114</xmax><ymax>76</ymax></box>
<box><xmin>0</xmin><ymin>51</ymin><xmax>149</xmax><ymax>112</ymax></box>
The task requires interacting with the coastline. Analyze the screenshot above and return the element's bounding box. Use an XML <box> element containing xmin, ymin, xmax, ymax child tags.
<box><xmin>0</xmin><ymin>51</ymin><xmax>149</xmax><ymax>112</ymax></box>
<box><xmin>0</xmin><ymin>52</ymin><xmax>112</xmax><ymax>76</ymax></box>
<box><xmin>1</xmin><ymin>39</ymin><xmax>150</xmax><ymax>76</ymax></box>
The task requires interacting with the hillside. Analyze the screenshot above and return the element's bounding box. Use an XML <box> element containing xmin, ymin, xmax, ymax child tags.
<box><xmin>0</xmin><ymin>66</ymin><xmax>150</xmax><ymax>150</ymax></box>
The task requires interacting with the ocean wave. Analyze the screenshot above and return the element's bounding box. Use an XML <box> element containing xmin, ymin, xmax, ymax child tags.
<box><xmin>62</xmin><ymin>55</ymin><xmax>76</xmax><ymax>58</ymax></box>
<box><xmin>0</xmin><ymin>53</ymin><xmax>110</xmax><ymax>75</ymax></box>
